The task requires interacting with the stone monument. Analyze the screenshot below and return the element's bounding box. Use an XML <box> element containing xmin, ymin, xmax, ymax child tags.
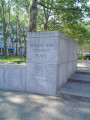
<box><xmin>0</xmin><ymin>31</ymin><xmax>78</xmax><ymax>95</ymax></box>
<box><xmin>26</xmin><ymin>31</ymin><xmax>78</xmax><ymax>95</ymax></box>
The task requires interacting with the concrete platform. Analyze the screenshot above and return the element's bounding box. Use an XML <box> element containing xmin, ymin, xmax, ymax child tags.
<box><xmin>69</xmin><ymin>72</ymin><xmax>90</xmax><ymax>83</ymax></box>
<box><xmin>57</xmin><ymin>82</ymin><xmax>90</xmax><ymax>103</ymax></box>
<box><xmin>57</xmin><ymin>60</ymin><xmax>90</xmax><ymax>103</ymax></box>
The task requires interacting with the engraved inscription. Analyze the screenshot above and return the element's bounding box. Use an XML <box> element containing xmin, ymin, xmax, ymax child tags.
<box><xmin>33</xmin><ymin>49</ymin><xmax>49</xmax><ymax>52</ymax></box>
<box><xmin>31</xmin><ymin>43</ymin><xmax>53</xmax><ymax>58</ymax></box>
<box><xmin>36</xmin><ymin>54</ymin><xmax>46</xmax><ymax>58</ymax></box>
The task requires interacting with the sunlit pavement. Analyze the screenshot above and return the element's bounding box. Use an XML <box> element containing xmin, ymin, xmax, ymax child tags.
<box><xmin>0</xmin><ymin>90</ymin><xmax>90</xmax><ymax>120</ymax></box>
<box><xmin>77</xmin><ymin>60</ymin><xmax>90</xmax><ymax>72</ymax></box>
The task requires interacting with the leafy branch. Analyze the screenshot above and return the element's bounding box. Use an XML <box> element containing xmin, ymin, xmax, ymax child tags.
<box><xmin>38</xmin><ymin>2</ymin><xmax>90</xmax><ymax>12</ymax></box>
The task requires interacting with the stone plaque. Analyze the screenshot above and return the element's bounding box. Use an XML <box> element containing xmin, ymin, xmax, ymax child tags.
<box><xmin>26</xmin><ymin>37</ymin><xmax>58</xmax><ymax>64</ymax></box>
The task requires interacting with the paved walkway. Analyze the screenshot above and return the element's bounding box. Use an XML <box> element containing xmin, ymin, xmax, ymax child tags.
<box><xmin>77</xmin><ymin>60</ymin><xmax>90</xmax><ymax>72</ymax></box>
<box><xmin>0</xmin><ymin>60</ymin><xmax>90</xmax><ymax>120</ymax></box>
<box><xmin>0</xmin><ymin>90</ymin><xmax>90</xmax><ymax>120</ymax></box>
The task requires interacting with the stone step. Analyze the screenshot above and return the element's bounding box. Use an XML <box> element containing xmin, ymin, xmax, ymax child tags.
<box><xmin>75</xmin><ymin>71</ymin><xmax>90</xmax><ymax>74</ymax></box>
<box><xmin>56</xmin><ymin>82</ymin><xmax>90</xmax><ymax>103</ymax></box>
<box><xmin>69</xmin><ymin>72</ymin><xmax>90</xmax><ymax>83</ymax></box>
<box><xmin>68</xmin><ymin>79</ymin><xmax>90</xmax><ymax>84</ymax></box>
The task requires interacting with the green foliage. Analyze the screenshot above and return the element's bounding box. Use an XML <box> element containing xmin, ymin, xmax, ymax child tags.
<box><xmin>84</xmin><ymin>55</ymin><xmax>90</xmax><ymax>60</ymax></box>
<box><xmin>78</xmin><ymin>55</ymin><xmax>90</xmax><ymax>60</ymax></box>
<box><xmin>78</xmin><ymin>56</ymin><xmax>86</xmax><ymax>60</ymax></box>
<box><xmin>37</xmin><ymin>0</ymin><xmax>90</xmax><ymax>46</ymax></box>
<box><xmin>0</xmin><ymin>0</ymin><xmax>90</xmax><ymax>55</ymax></box>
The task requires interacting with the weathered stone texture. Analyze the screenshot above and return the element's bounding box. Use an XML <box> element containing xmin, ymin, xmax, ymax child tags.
<box><xmin>26</xmin><ymin>31</ymin><xmax>78</xmax><ymax>95</ymax></box>
<box><xmin>0</xmin><ymin>31</ymin><xmax>78</xmax><ymax>95</ymax></box>
<box><xmin>0</xmin><ymin>65</ymin><xmax>26</xmax><ymax>91</ymax></box>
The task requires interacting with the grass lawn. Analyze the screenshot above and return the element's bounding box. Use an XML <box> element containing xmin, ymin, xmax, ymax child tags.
<box><xmin>0</xmin><ymin>56</ymin><xmax>25</xmax><ymax>61</ymax></box>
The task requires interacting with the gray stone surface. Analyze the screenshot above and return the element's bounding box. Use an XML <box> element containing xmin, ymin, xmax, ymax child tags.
<box><xmin>26</xmin><ymin>37</ymin><xmax>58</xmax><ymax>64</ymax></box>
<box><xmin>26</xmin><ymin>63</ymin><xmax>57</xmax><ymax>95</ymax></box>
<box><xmin>0</xmin><ymin>90</ymin><xmax>90</xmax><ymax>120</ymax></box>
<box><xmin>57</xmin><ymin>81</ymin><xmax>90</xmax><ymax>103</ymax></box>
<box><xmin>0</xmin><ymin>69</ymin><xmax>4</xmax><ymax>89</ymax></box>
<box><xmin>57</xmin><ymin>61</ymin><xmax>90</xmax><ymax>103</ymax></box>
<box><xmin>57</xmin><ymin>63</ymin><xmax>68</xmax><ymax>90</ymax></box>
<box><xmin>0</xmin><ymin>65</ymin><xmax>26</xmax><ymax>91</ymax></box>
<box><xmin>72</xmin><ymin>61</ymin><xmax>77</xmax><ymax>73</ymax></box>
<box><xmin>69</xmin><ymin>73</ymin><xmax>90</xmax><ymax>82</ymax></box>
<box><xmin>57</xmin><ymin>82</ymin><xmax>90</xmax><ymax>98</ymax></box>
<box><xmin>26</xmin><ymin>31</ymin><xmax>78</xmax><ymax>95</ymax></box>
<box><xmin>59</xmin><ymin>38</ymin><xmax>68</xmax><ymax>64</ymax></box>
<box><xmin>26</xmin><ymin>31</ymin><xmax>78</xmax><ymax>64</ymax></box>
<box><xmin>0</xmin><ymin>31</ymin><xmax>78</xmax><ymax>95</ymax></box>
<box><xmin>67</xmin><ymin>62</ymin><xmax>72</xmax><ymax>77</ymax></box>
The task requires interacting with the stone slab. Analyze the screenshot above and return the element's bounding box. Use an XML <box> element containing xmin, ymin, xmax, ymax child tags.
<box><xmin>26</xmin><ymin>63</ymin><xmax>57</xmax><ymax>95</ymax></box>
<box><xmin>0</xmin><ymin>65</ymin><xmax>26</xmax><ymax>92</ymax></box>
<box><xmin>59</xmin><ymin>37</ymin><xmax>68</xmax><ymax>64</ymax></box>
<box><xmin>57</xmin><ymin>81</ymin><xmax>90</xmax><ymax>103</ymax></box>
<box><xmin>26</xmin><ymin>37</ymin><xmax>58</xmax><ymax>64</ymax></box>
<box><xmin>6</xmin><ymin>68</ymin><xmax>26</xmax><ymax>91</ymax></box>
<box><xmin>72</xmin><ymin>60</ymin><xmax>77</xmax><ymax>73</ymax></box>
<box><xmin>57</xmin><ymin>63</ymin><xmax>68</xmax><ymax>90</ymax></box>
<box><xmin>69</xmin><ymin>72</ymin><xmax>90</xmax><ymax>82</ymax></box>
<box><xmin>0</xmin><ymin>69</ymin><xmax>5</xmax><ymax>89</ymax></box>
<box><xmin>67</xmin><ymin>62</ymin><xmax>73</xmax><ymax>78</ymax></box>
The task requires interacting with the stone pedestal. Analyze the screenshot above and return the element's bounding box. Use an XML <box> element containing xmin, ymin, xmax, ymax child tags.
<box><xmin>26</xmin><ymin>31</ymin><xmax>78</xmax><ymax>95</ymax></box>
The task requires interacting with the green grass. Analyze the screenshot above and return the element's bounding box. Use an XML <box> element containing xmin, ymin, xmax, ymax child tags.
<box><xmin>78</xmin><ymin>56</ymin><xmax>84</xmax><ymax>60</ymax></box>
<box><xmin>0</xmin><ymin>56</ymin><xmax>25</xmax><ymax>61</ymax></box>
<box><xmin>78</xmin><ymin>56</ymin><xmax>88</xmax><ymax>60</ymax></box>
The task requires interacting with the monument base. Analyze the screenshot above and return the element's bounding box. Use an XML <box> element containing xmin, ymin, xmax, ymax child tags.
<box><xmin>26</xmin><ymin>63</ymin><xmax>57</xmax><ymax>95</ymax></box>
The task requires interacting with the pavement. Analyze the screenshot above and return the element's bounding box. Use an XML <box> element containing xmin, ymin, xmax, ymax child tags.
<box><xmin>0</xmin><ymin>90</ymin><xmax>90</xmax><ymax>120</ymax></box>
<box><xmin>0</xmin><ymin>61</ymin><xmax>26</xmax><ymax>65</ymax></box>
<box><xmin>77</xmin><ymin>60</ymin><xmax>90</xmax><ymax>73</ymax></box>
<box><xmin>0</xmin><ymin>60</ymin><xmax>90</xmax><ymax>120</ymax></box>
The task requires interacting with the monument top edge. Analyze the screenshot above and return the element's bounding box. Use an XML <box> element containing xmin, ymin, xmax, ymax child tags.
<box><xmin>27</xmin><ymin>31</ymin><xmax>60</xmax><ymax>37</ymax></box>
<box><xmin>27</xmin><ymin>31</ymin><xmax>78</xmax><ymax>44</ymax></box>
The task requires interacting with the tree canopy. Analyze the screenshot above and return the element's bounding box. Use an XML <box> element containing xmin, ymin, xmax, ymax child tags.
<box><xmin>0</xmin><ymin>0</ymin><xmax>90</xmax><ymax>56</ymax></box>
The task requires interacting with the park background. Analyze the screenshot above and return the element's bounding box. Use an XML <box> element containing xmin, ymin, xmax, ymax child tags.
<box><xmin>0</xmin><ymin>0</ymin><xmax>90</xmax><ymax>61</ymax></box>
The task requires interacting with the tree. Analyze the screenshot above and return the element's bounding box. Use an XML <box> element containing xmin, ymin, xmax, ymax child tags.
<box><xmin>29</xmin><ymin>0</ymin><xmax>37</xmax><ymax>32</ymax></box>
<box><xmin>11</xmin><ymin>0</ymin><xmax>29</xmax><ymax>56</ymax></box>
<box><xmin>0</xmin><ymin>0</ymin><xmax>7</xmax><ymax>58</ymax></box>
<box><xmin>0</xmin><ymin>0</ymin><xmax>89</xmax><ymax>58</ymax></box>
<box><xmin>28</xmin><ymin>0</ymin><xmax>90</xmax><ymax>50</ymax></box>
<box><xmin>0</xmin><ymin>0</ymin><xmax>29</xmax><ymax>57</ymax></box>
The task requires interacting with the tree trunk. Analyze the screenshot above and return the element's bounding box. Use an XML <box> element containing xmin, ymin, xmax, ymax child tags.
<box><xmin>44</xmin><ymin>17</ymin><xmax>48</xmax><ymax>31</ymax></box>
<box><xmin>24</xmin><ymin>34</ymin><xmax>26</xmax><ymax>59</ymax></box>
<box><xmin>1</xmin><ymin>0</ymin><xmax>7</xmax><ymax>59</ymax></box>
<box><xmin>16</xmin><ymin>21</ymin><xmax>18</xmax><ymax>56</ymax></box>
<box><xmin>3</xmin><ymin>22</ymin><xmax>7</xmax><ymax>59</ymax></box>
<box><xmin>11</xmin><ymin>37</ymin><xmax>14</xmax><ymax>55</ymax></box>
<box><xmin>16</xmin><ymin>38</ymin><xmax>18</xmax><ymax>56</ymax></box>
<box><xmin>29</xmin><ymin>0</ymin><xmax>37</xmax><ymax>32</ymax></box>
<box><xmin>20</xmin><ymin>41</ymin><xmax>22</xmax><ymax>55</ymax></box>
